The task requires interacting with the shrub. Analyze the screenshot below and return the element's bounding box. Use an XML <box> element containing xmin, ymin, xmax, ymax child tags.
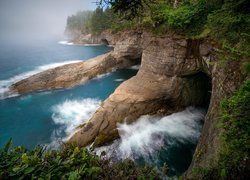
<box><xmin>0</xmin><ymin>140</ymin><xmax>162</xmax><ymax>179</ymax></box>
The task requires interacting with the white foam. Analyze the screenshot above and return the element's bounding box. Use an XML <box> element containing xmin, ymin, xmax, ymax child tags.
<box><xmin>58</xmin><ymin>41</ymin><xmax>105</xmax><ymax>47</ymax></box>
<box><xmin>50</xmin><ymin>98</ymin><xmax>101</xmax><ymax>144</ymax></box>
<box><xmin>114</xmin><ymin>79</ymin><xmax>125</xmax><ymax>82</ymax></box>
<box><xmin>94</xmin><ymin>72</ymin><xmax>111</xmax><ymax>80</ymax></box>
<box><xmin>129</xmin><ymin>65</ymin><xmax>141</xmax><ymax>70</ymax></box>
<box><xmin>0</xmin><ymin>60</ymin><xmax>82</xmax><ymax>99</ymax></box>
<box><xmin>58</xmin><ymin>41</ymin><xmax>74</xmax><ymax>45</ymax></box>
<box><xmin>95</xmin><ymin>107</ymin><xmax>205</xmax><ymax>162</ymax></box>
<box><xmin>83</xmin><ymin>44</ymin><xmax>103</xmax><ymax>47</ymax></box>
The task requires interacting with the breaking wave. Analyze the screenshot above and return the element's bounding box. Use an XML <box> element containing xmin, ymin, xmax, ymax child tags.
<box><xmin>58</xmin><ymin>41</ymin><xmax>74</xmax><ymax>45</ymax></box>
<box><xmin>49</xmin><ymin>98</ymin><xmax>101</xmax><ymax>148</ymax></box>
<box><xmin>114</xmin><ymin>78</ymin><xmax>125</xmax><ymax>82</ymax></box>
<box><xmin>95</xmin><ymin>107</ymin><xmax>206</xmax><ymax>174</ymax></box>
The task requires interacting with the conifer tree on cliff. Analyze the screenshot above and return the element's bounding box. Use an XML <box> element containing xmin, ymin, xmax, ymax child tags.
<box><xmin>97</xmin><ymin>0</ymin><xmax>156</xmax><ymax>19</ymax></box>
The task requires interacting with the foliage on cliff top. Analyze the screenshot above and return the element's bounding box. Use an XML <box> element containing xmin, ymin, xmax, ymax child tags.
<box><xmin>96</xmin><ymin>0</ymin><xmax>250</xmax><ymax>59</ymax></box>
<box><xmin>67</xmin><ymin>0</ymin><xmax>249</xmax><ymax>60</ymax></box>
<box><xmin>0</xmin><ymin>141</ymin><xmax>163</xmax><ymax>179</ymax></box>
<box><xmin>193</xmin><ymin>79</ymin><xmax>250</xmax><ymax>179</ymax></box>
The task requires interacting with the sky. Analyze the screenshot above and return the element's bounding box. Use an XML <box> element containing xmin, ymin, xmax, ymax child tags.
<box><xmin>0</xmin><ymin>0</ymin><xmax>97</xmax><ymax>38</ymax></box>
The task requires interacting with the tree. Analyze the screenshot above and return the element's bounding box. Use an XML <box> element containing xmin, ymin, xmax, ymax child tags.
<box><xmin>97</xmin><ymin>0</ymin><xmax>155</xmax><ymax>19</ymax></box>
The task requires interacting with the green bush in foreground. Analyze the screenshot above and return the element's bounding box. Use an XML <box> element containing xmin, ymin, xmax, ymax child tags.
<box><xmin>0</xmin><ymin>141</ymin><xmax>162</xmax><ymax>179</ymax></box>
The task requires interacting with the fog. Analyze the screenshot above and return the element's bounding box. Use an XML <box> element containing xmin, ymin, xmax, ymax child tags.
<box><xmin>0</xmin><ymin>0</ymin><xmax>96</xmax><ymax>40</ymax></box>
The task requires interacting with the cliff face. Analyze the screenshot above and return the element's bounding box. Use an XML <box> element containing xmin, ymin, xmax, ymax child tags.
<box><xmin>69</xmin><ymin>31</ymin><xmax>245</xmax><ymax>178</ymax></box>
<box><xmin>68</xmin><ymin>33</ymin><xmax>207</xmax><ymax>147</ymax></box>
<box><xmin>185</xmin><ymin>51</ymin><xmax>245</xmax><ymax>178</ymax></box>
<box><xmin>10</xmin><ymin>30</ymin><xmax>245</xmax><ymax>177</ymax></box>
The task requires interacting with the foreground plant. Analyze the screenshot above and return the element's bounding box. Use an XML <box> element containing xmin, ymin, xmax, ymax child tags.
<box><xmin>0</xmin><ymin>140</ymin><xmax>162</xmax><ymax>179</ymax></box>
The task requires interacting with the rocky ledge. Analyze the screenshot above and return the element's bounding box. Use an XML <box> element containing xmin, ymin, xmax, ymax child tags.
<box><xmin>9</xmin><ymin>31</ymin><xmax>142</xmax><ymax>95</ymax></box>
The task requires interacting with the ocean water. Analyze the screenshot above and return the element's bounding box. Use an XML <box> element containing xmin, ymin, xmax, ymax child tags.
<box><xmin>0</xmin><ymin>37</ymin><xmax>138</xmax><ymax>149</ymax></box>
<box><xmin>0</xmin><ymin>36</ymin><xmax>204</xmax><ymax>176</ymax></box>
<box><xmin>96</xmin><ymin>107</ymin><xmax>205</xmax><ymax>175</ymax></box>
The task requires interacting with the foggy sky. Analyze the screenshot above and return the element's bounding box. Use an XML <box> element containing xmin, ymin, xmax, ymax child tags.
<box><xmin>0</xmin><ymin>0</ymin><xmax>97</xmax><ymax>39</ymax></box>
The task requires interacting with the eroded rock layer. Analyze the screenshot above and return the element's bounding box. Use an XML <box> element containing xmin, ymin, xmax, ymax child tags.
<box><xmin>69</xmin><ymin>33</ymin><xmax>214</xmax><ymax>147</ymax></box>
<box><xmin>69</xmin><ymin>31</ymin><xmax>245</xmax><ymax>179</ymax></box>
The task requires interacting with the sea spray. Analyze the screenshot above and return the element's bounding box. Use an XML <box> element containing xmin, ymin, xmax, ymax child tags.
<box><xmin>129</xmin><ymin>65</ymin><xmax>141</xmax><ymax>70</ymax></box>
<box><xmin>58</xmin><ymin>41</ymin><xmax>74</xmax><ymax>45</ymax></box>
<box><xmin>114</xmin><ymin>78</ymin><xmax>125</xmax><ymax>82</ymax></box>
<box><xmin>95</xmin><ymin>107</ymin><xmax>206</xmax><ymax>174</ymax></box>
<box><xmin>48</xmin><ymin>98</ymin><xmax>101</xmax><ymax>148</ymax></box>
<box><xmin>58</xmin><ymin>41</ymin><xmax>104</xmax><ymax>47</ymax></box>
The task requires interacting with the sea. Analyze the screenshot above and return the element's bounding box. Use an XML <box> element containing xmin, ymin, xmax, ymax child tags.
<box><xmin>0</xmin><ymin>34</ymin><xmax>204</xmax><ymax>175</ymax></box>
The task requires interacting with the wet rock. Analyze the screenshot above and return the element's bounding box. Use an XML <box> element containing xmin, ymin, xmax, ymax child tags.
<box><xmin>69</xmin><ymin>33</ymin><xmax>213</xmax><ymax>147</ymax></box>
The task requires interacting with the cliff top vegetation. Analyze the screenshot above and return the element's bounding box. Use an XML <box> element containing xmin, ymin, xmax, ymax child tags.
<box><xmin>67</xmin><ymin>0</ymin><xmax>249</xmax><ymax>62</ymax></box>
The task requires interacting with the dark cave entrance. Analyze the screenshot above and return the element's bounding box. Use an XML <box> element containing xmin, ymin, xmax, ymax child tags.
<box><xmin>101</xmin><ymin>38</ymin><xmax>109</xmax><ymax>45</ymax></box>
<box><xmin>171</xmin><ymin>71</ymin><xmax>212</xmax><ymax>175</ymax></box>
<box><xmin>181</xmin><ymin>71</ymin><xmax>212</xmax><ymax>108</ymax></box>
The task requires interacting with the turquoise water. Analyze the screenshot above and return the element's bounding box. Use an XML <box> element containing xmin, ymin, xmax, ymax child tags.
<box><xmin>0</xmin><ymin>36</ymin><xmax>203</xmax><ymax>176</ymax></box>
<box><xmin>0</xmin><ymin>38</ymin><xmax>138</xmax><ymax>149</ymax></box>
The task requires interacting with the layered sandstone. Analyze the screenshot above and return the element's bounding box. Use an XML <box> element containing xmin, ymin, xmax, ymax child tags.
<box><xmin>69</xmin><ymin>33</ymin><xmax>213</xmax><ymax>147</ymax></box>
<box><xmin>68</xmin><ymin>32</ymin><xmax>245</xmax><ymax>180</ymax></box>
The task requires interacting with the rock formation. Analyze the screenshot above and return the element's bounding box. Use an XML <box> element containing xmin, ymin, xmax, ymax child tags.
<box><xmin>185</xmin><ymin>51</ymin><xmax>245</xmax><ymax>178</ymax></box>
<box><xmin>68</xmin><ymin>31</ymin><xmax>245</xmax><ymax>179</ymax></box>
<box><xmin>69</xmin><ymin>32</ymin><xmax>214</xmax><ymax>147</ymax></box>
<box><xmin>9</xmin><ymin>30</ymin><xmax>246</xmax><ymax>178</ymax></box>
<box><xmin>10</xmin><ymin>31</ymin><xmax>142</xmax><ymax>94</ymax></box>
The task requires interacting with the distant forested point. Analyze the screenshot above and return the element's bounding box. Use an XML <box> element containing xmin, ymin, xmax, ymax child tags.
<box><xmin>65</xmin><ymin>7</ymin><xmax>119</xmax><ymax>36</ymax></box>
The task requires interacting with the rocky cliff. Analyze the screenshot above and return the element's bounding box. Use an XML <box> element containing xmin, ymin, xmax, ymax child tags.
<box><xmin>10</xmin><ymin>30</ymin><xmax>246</xmax><ymax>178</ymax></box>
<box><xmin>69</xmin><ymin>32</ymin><xmax>212</xmax><ymax>147</ymax></box>
<box><xmin>68</xmin><ymin>31</ymin><xmax>245</xmax><ymax>179</ymax></box>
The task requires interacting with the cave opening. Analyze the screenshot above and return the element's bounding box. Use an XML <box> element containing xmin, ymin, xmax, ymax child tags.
<box><xmin>181</xmin><ymin>71</ymin><xmax>212</xmax><ymax>109</ymax></box>
<box><xmin>101</xmin><ymin>38</ymin><xmax>109</xmax><ymax>45</ymax></box>
<box><xmin>171</xmin><ymin>71</ymin><xmax>212</xmax><ymax>174</ymax></box>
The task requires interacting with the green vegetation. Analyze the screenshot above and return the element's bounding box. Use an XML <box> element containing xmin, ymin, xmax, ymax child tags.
<box><xmin>193</xmin><ymin>79</ymin><xmax>250</xmax><ymax>179</ymax></box>
<box><xmin>65</xmin><ymin>7</ymin><xmax>139</xmax><ymax>35</ymax></box>
<box><xmin>143</xmin><ymin>0</ymin><xmax>249</xmax><ymax>58</ymax></box>
<box><xmin>66</xmin><ymin>11</ymin><xmax>93</xmax><ymax>34</ymax></box>
<box><xmin>67</xmin><ymin>0</ymin><xmax>249</xmax><ymax>60</ymax></box>
<box><xmin>0</xmin><ymin>140</ymin><xmax>162</xmax><ymax>179</ymax></box>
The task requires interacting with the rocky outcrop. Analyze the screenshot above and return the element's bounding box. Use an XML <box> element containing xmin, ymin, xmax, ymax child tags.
<box><xmin>71</xmin><ymin>30</ymin><xmax>142</xmax><ymax>47</ymax></box>
<box><xmin>10</xmin><ymin>54</ymin><xmax>114</xmax><ymax>94</ymax></box>
<box><xmin>184</xmin><ymin>50</ymin><xmax>245</xmax><ymax>179</ymax></box>
<box><xmin>71</xmin><ymin>34</ymin><xmax>107</xmax><ymax>45</ymax></box>
<box><xmin>10</xmin><ymin>31</ymin><xmax>142</xmax><ymax>95</ymax></box>
<box><xmin>10</xmin><ymin>29</ymin><xmax>246</xmax><ymax>178</ymax></box>
<box><xmin>69</xmin><ymin>31</ymin><xmax>245</xmax><ymax>179</ymax></box>
<box><xmin>69</xmin><ymin>33</ymin><xmax>213</xmax><ymax>147</ymax></box>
